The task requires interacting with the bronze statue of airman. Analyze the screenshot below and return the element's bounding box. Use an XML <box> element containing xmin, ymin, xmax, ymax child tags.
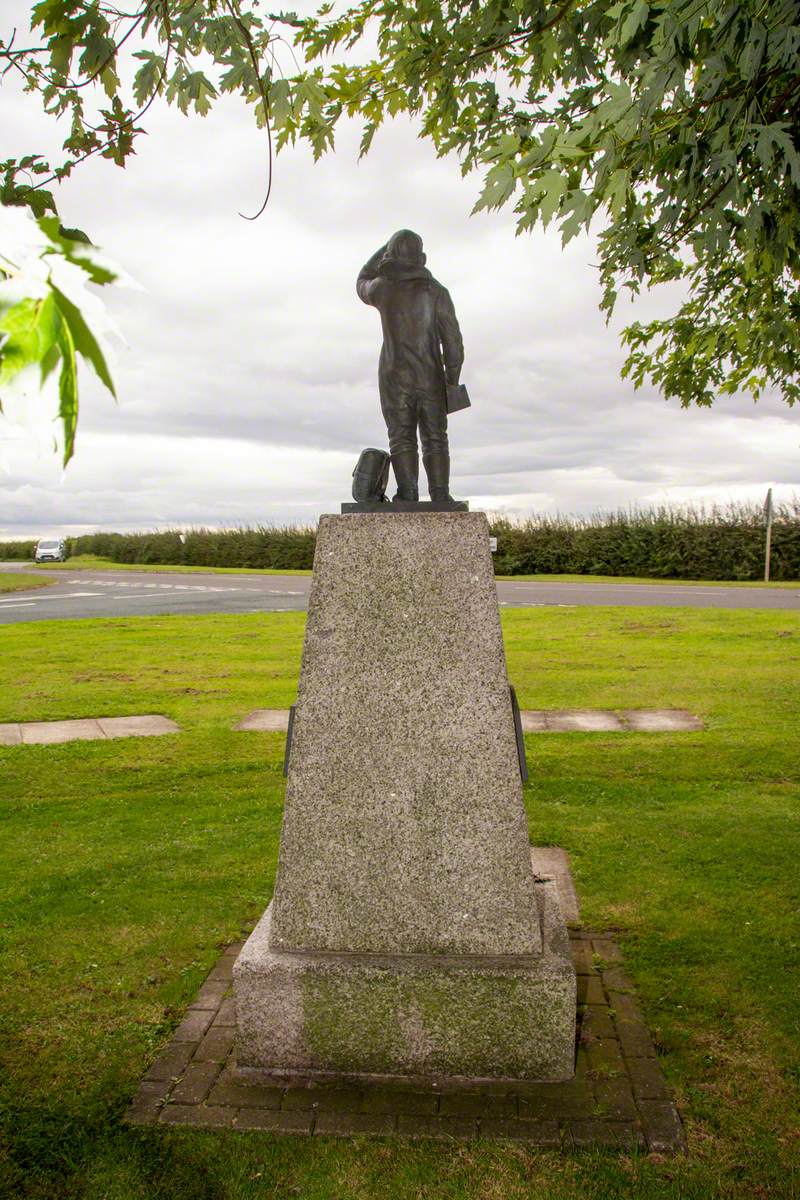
<box><xmin>357</xmin><ymin>230</ymin><xmax>465</xmax><ymax>503</ymax></box>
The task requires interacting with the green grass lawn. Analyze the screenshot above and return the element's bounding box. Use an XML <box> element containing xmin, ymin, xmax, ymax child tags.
<box><xmin>0</xmin><ymin>607</ymin><xmax>798</xmax><ymax>1199</ymax></box>
<box><xmin>0</xmin><ymin>572</ymin><xmax>58</xmax><ymax>593</ymax></box>
<box><xmin>496</xmin><ymin>572</ymin><xmax>800</xmax><ymax>588</ymax></box>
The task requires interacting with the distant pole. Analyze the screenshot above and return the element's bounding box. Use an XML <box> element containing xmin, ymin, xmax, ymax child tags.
<box><xmin>764</xmin><ymin>488</ymin><xmax>774</xmax><ymax>583</ymax></box>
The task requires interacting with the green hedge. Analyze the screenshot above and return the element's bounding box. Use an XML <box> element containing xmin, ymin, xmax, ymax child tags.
<box><xmin>489</xmin><ymin>501</ymin><xmax>800</xmax><ymax>580</ymax></box>
<box><xmin>1</xmin><ymin>501</ymin><xmax>797</xmax><ymax>580</ymax></box>
<box><xmin>0</xmin><ymin>540</ymin><xmax>36</xmax><ymax>561</ymax></box>
<box><xmin>68</xmin><ymin>526</ymin><xmax>317</xmax><ymax>570</ymax></box>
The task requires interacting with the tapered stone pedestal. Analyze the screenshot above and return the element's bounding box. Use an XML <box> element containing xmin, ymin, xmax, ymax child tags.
<box><xmin>234</xmin><ymin>512</ymin><xmax>576</xmax><ymax>1082</ymax></box>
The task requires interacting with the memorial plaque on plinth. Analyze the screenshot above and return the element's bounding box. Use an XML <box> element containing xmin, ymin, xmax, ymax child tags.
<box><xmin>234</xmin><ymin>512</ymin><xmax>576</xmax><ymax>1082</ymax></box>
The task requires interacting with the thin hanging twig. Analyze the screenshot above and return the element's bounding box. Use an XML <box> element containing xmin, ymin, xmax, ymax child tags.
<box><xmin>224</xmin><ymin>0</ymin><xmax>274</xmax><ymax>220</ymax></box>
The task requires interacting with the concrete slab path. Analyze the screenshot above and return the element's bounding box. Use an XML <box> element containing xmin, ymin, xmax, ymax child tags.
<box><xmin>236</xmin><ymin>708</ymin><xmax>704</xmax><ymax>734</ymax></box>
<box><xmin>0</xmin><ymin>714</ymin><xmax>179</xmax><ymax>747</ymax></box>
<box><xmin>236</xmin><ymin>710</ymin><xmax>290</xmax><ymax>732</ymax></box>
<box><xmin>1</xmin><ymin>708</ymin><xmax>704</xmax><ymax>747</ymax></box>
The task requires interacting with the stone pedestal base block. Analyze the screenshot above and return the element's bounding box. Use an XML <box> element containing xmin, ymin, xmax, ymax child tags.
<box><xmin>235</xmin><ymin>512</ymin><xmax>576</xmax><ymax>1084</ymax></box>
<box><xmin>235</xmin><ymin>879</ymin><xmax>575</xmax><ymax>1082</ymax></box>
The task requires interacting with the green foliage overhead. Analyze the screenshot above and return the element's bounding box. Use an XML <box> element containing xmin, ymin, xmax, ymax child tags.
<box><xmin>0</xmin><ymin>205</ymin><xmax>119</xmax><ymax>463</ymax></box>
<box><xmin>1</xmin><ymin>0</ymin><xmax>799</xmax><ymax>409</ymax></box>
<box><xmin>1</xmin><ymin>0</ymin><xmax>282</xmax><ymax>221</ymax></box>
<box><xmin>284</xmin><ymin>0</ymin><xmax>800</xmax><ymax>409</ymax></box>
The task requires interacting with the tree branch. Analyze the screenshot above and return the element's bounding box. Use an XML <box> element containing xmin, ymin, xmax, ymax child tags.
<box><xmin>224</xmin><ymin>0</ymin><xmax>274</xmax><ymax>220</ymax></box>
<box><xmin>14</xmin><ymin>30</ymin><xmax>173</xmax><ymax>200</ymax></box>
<box><xmin>462</xmin><ymin>0</ymin><xmax>576</xmax><ymax>66</ymax></box>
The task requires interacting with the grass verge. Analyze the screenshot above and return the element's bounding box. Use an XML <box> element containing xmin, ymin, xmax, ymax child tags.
<box><xmin>0</xmin><ymin>572</ymin><xmax>59</xmax><ymax>594</ymax></box>
<box><xmin>496</xmin><ymin>572</ymin><xmax>800</xmax><ymax>588</ymax></box>
<box><xmin>29</xmin><ymin>555</ymin><xmax>312</xmax><ymax>576</ymax></box>
<box><xmin>23</xmin><ymin>555</ymin><xmax>800</xmax><ymax>587</ymax></box>
<box><xmin>0</xmin><ymin>606</ymin><xmax>798</xmax><ymax>1199</ymax></box>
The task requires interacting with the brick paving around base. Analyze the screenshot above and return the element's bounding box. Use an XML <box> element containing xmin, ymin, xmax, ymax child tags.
<box><xmin>126</xmin><ymin>927</ymin><xmax>686</xmax><ymax>1153</ymax></box>
<box><xmin>236</xmin><ymin>708</ymin><xmax>704</xmax><ymax>734</ymax></box>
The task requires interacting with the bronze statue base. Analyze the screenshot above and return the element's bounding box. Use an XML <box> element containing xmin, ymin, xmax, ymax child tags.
<box><xmin>341</xmin><ymin>499</ymin><xmax>469</xmax><ymax>513</ymax></box>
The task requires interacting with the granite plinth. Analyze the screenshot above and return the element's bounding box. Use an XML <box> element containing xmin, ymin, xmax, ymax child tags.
<box><xmin>234</xmin><ymin>880</ymin><xmax>576</xmax><ymax>1082</ymax></box>
<box><xmin>342</xmin><ymin>499</ymin><xmax>469</xmax><ymax>512</ymax></box>
<box><xmin>271</xmin><ymin>512</ymin><xmax>540</xmax><ymax>959</ymax></box>
<box><xmin>239</xmin><ymin>511</ymin><xmax>576</xmax><ymax>1083</ymax></box>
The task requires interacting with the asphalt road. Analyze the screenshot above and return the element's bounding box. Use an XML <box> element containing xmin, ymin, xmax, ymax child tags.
<box><xmin>1</xmin><ymin>564</ymin><xmax>798</xmax><ymax>624</ymax></box>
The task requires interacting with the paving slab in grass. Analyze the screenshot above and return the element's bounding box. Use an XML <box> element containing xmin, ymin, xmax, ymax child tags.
<box><xmin>236</xmin><ymin>708</ymin><xmax>703</xmax><ymax>734</ymax></box>
<box><xmin>3</xmin><ymin>714</ymin><xmax>179</xmax><ymax>746</ymax></box>
<box><xmin>519</xmin><ymin>711</ymin><xmax>549</xmax><ymax>731</ymax></box>
<box><xmin>235</xmin><ymin>709</ymin><xmax>289</xmax><ymax>732</ymax></box>
<box><xmin>530</xmin><ymin>847</ymin><xmax>581</xmax><ymax>925</ymax></box>
<box><xmin>545</xmin><ymin>710</ymin><xmax>625</xmax><ymax>732</ymax></box>
<box><xmin>126</xmin><ymin>849</ymin><xmax>686</xmax><ymax>1154</ymax></box>
<box><xmin>96</xmin><ymin>715</ymin><xmax>179</xmax><ymax>738</ymax></box>
<box><xmin>21</xmin><ymin>718</ymin><xmax>106</xmax><ymax>744</ymax></box>
<box><xmin>621</xmin><ymin>709</ymin><xmax>704</xmax><ymax>732</ymax></box>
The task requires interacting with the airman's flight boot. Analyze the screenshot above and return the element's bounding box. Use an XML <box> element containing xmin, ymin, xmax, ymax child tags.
<box><xmin>423</xmin><ymin>450</ymin><xmax>454</xmax><ymax>503</ymax></box>
<box><xmin>391</xmin><ymin>450</ymin><xmax>420</xmax><ymax>501</ymax></box>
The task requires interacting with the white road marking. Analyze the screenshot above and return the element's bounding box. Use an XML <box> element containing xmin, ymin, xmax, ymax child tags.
<box><xmin>0</xmin><ymin>601</ymin><xmax>36</xmax><ymax>608</ymax></box>
<box><xmin>113</xmin><ymin>586</ymin><xmax>238</xmax><ymax>596</ymax></box>
<box><xmin>110</xmin><ymin>592</ymin><xmax>189</xmax><ymax>599</ymax></box>
<box><xmin>36</xmin><ymin>591</ymin><xmax>103</xmax><ymax>600</ymax></box>
<box><xmin>29</xmin><ymin>574</ymin><xmax>309</xmax><ymax>603</ymax></box>
<box><xmin>86</xmin><ymin>580</ymin><xmax>254</xmax><ymax>594</ymax></box>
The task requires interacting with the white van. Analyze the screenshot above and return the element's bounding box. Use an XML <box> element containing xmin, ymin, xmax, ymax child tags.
<box><xmin>35</xmin><ymin>538</ymin><xmax>67</xmax><ymax>563</ymax></box>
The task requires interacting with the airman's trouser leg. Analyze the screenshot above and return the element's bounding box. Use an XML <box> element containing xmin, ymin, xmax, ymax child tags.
<box><xmin>382</xmin><ymin>389</ymin><xmax>451</xmax><ymax>502</ymax></box>
<box><xmin>381</xmin><ymin>390</ymin><xmax>420</xmax><ymax>501</ymax></box>
<box><xmin>419</xmin><ymin>394</ymin><xmax>452</xmax><ymax>502</ymax></box>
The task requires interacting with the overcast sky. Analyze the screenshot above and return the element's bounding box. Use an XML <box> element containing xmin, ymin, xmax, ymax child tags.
<box><xmin>1</xmin><ymin>8</ymin><xmax>797</xmax><ymax>538</ymax></box>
